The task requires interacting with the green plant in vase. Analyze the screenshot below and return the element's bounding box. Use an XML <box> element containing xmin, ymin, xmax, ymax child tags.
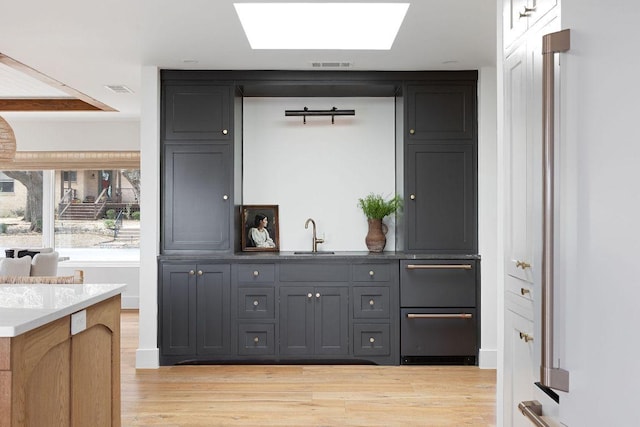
<box><xmin>357</xmin><ymin>193</ymin><xmax>402</xmax><ymax>252</ymax></box>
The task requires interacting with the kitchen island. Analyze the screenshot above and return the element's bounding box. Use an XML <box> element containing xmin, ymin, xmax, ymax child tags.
<box><xmin>0</xmin><ymin>283</ymin><xmax>126</xmax><ymax>427</ymax></box>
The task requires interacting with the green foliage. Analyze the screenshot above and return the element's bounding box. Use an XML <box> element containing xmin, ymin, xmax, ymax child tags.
<box><xmin>357</xmin><ymin>193</ymin><xmax>403</xmax><ymax>219</ymax></box>
<box><xmin>104</xmin><ymin>219</ymin><xmax>115</xmax><ymax>229</ymax></box>
<box><xmin>106</xmin><ymin>209</ymin><xmax>116</xmax><ymax>219</ymax></box>
<box><xmin>132</xmin><ymin>211</ymin><xmax>141</xmax><ymax>220</ymax></box>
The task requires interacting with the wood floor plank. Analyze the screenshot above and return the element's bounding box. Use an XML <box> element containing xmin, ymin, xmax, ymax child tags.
<box><xmin>120</xmin><ymin>310</ymin><xmax>496</xmax><ymax>426</ymax></box>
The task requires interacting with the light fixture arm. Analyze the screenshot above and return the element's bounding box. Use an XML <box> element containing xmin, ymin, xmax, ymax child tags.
<box><xmin>285</xmin><ymin>106</ymin><xmax>355</xmax><ymax>124</ymax></box>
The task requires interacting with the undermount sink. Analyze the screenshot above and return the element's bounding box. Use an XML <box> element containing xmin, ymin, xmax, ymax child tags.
<box><xmin>293</xmin><ymin>251</ymin><xmax>335</xmax><ymax>255</ymax></box>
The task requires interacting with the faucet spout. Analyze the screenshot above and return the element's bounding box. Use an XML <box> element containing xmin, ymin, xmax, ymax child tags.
<box><xmin>304</xmin><ymin>218</ymin><xmax>324</xmax><ymax>252</ymax></box>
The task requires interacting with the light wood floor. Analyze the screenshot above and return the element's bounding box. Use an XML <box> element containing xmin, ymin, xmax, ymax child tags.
<box><xmin>120</xmin><ymin>311</ymin><xmax>496</xmax><ymax>426</ymax></box>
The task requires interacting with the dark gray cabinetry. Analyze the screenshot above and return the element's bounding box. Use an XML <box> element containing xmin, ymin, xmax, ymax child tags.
<box><xmin>404</xmin><ymin>82</ymin><xmax>478</xmax><ymax>254</ymax></box>
<box><xmin>159</xmin><ymin>259</ymin><xmax>398</xmax><ymax>365</ymax></box>
<box><xmin>162</xmin><ymin>143</ymin><xmax>232</xmax><ymax>252</ymax></box>
<box><xmin>163</xmin><ymin>84</ymin><xmax>232</xmax><ymax>141</ymax></box>
<box><xmin>159</xmin><ymin>262</ymin><xmax>231</xmax><ymax>363</ymax></box>
<box><xmin>399</xmin><ymin>259</ymin><xmax>479</xmax><ymax>364</ymax></box>
<box><xmin>279</xmin><ymin>286</ymin><xmax>349</xmax><ymax>357</ymax></box>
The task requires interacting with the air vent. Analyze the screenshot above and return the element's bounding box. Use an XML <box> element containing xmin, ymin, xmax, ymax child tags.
<box><xmin>104</xmin><ymin>85</ymin><xmax>134</xmax><ymax>94</ymax></box>
<box><xmin>310</xmin><ymin>61</ymin><xmax>353</xmax><ymax>69</ymax></box>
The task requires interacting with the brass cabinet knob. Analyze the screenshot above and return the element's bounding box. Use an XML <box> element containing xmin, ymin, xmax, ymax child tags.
<box><xmin>520</xmin><ymin>287</ymin><xmax>531</xmax><ymax>296</ymax></box>
<box><xmin>369</xmin><ymin>299</ymin><xmax>375</xmax><ymax>306</ymax></box>
<box><xmin>410</xmin><ymin>194</ymin><xmax>416</xmax><ymax>200</ymax></box>
<box><xmin>253</xmin><ymin>300</ymin><xmax>259</xmax><ymax>306</ymax></box>
<box><xmin>189</xmin><ymin>270</ymin><xmax>195</xmax><ymax>276</ymax></box>
<box><xmin>253</xmin><ymin>270</ymin><xmax>259</xmax><ymax>277</ymax></box>
<box><xmin>222</xmin><ymin>129</ymin><xmax>228</xmax><ymax>135</ymax></box>
<box><xmin>516</xmin><ymin>260</ymin><xmax>531</xmax><ymax>269</ymax></box>
<box><xmin>369</xmin><ymin>337</ymin><xmax>375</xmax><ymax>343</ymax></box>
<box><xmin>409</xmin><ymin>129</ymin><xmax>415</xmax><ymax>135</ymax></box>
<box><xmin>519</xmin><ymin>332</ymin><xmax>534</xmax><ymax>343</ymax></box>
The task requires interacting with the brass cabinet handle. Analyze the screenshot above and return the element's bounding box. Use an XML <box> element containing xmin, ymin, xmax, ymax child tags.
<box><xmin>406</xmin><ymin>264</ymin><xmax>472</xmax><ymax>270</ymax></box>
<box><xmin>516</xmin><ymin>260</ymin><xmax>531</xmax><ymax>269</ymax></box>
<box><xmin>407</xmin><ymin>313</ymin><xmax>473</xmax><ymax>319</ymax></box>
<box><xmin>519</xmin><ymin>332</ymin><xmax>534</xmax><ymax>343</ymax></box>
<box><xmin>520</xmin><ymin>287</ymin><xmax>531</xmax><ymax>296</ymax></box>
<box><xmin>519</xmin><ymin>6</ymin><xmax>536</xmax><ymax>18</ymax></box>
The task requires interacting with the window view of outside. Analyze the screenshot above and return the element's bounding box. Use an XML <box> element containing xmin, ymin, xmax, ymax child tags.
<box><xmin>0</xmin><ymin>169</ymin><xmax>140</xmax><ymax>261</ymax></box>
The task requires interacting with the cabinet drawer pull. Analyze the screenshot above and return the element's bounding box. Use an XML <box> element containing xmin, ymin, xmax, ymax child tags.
<box><xmin>189</xmin><ymin>270</ymin><xmax>195</xmax><ymax>276</ymax></box>
<box><xmin>253</xmin><ymin>300</ymin><xmax>259</xmax><ymax>307</ymax></box>
<box><xmin>407</xmin><ymin>313</ymin><xmax>473</xmax><ymax>319</ymax></box>
<box><xmin>369</xmin><ymin>270</ymin><xmax>375</xmax><ymax>277</ymax></box>
<box><xmin>520</xmin><ymin>287</ymin><xmax>531</xmax><ymax>296</ymax></box>
<box><xmin>369</xmin><ymin>337</ymin><xmax>375</xmax><ymax>343</ymax></box>
<box><xmin>253</xmin><ymin>270</ymin><xmax>259</xmax><ymax>277</ymax></box>
<box><xmin>197</xmin><ymin>270</ymin><xmax>203</xmax><ymax>276</ymax></box>
<box><xmin>316</xmin><ymin>292</ymin><xmax>321</xmax><ymax>298</ymax></box>
<box><xmin>409</xmin><ymin>128</ymin><xmax>415</xmax><ymax>135</ymax></box>
<box><xmin>253</xmin><ymin>336</ymin><xmax>259</xmax><ymax>343</ymax></box>
<box><xmin>222</xmin><ymin>129</ymin><xmax>228</xmax><ymax>135</ymax></box>
<box><xmin>223</xmin><ymin>194</ymin><xmax>229</xmax><ymax>200</ymax></box>
<box><xmin>307</xmin><ymin>293</ymin><xmax>313</xmax><ymax>298</ymax></box>
<box><xmin>516</xmin><ymin>260</ymin><xmax>531</xmax><ymax>269</ymax></box>
<box><xmin>369</xmin><ymin>299</ymin><xmax>375</xmax><ymax>306</ymax></box>
<box><xmin>406</xmin><ymin>264</ymin><xmax>472</xmax><ymax>270</ymax></box>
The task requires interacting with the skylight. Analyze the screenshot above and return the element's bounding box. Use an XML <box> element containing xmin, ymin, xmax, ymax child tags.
<box><xmin>234</xmin><ymin>3</ymin><xmax>410</xmax><ymax>50</ymax></box>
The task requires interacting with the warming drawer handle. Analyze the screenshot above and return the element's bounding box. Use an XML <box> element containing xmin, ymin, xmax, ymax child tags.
<box><xmin>518</xmin><ymin>400</ymin><xmax>551</xmax><ymax>427</ymax></box>
<box><xmin>405</xmin><ymin>264</ymin><xmax>473</xmax><ymax>270</ymax></box>
<box><xmin>406</xmin><ymin>313</ymin><xmax>473</xmax><ymax>319</ymax></box>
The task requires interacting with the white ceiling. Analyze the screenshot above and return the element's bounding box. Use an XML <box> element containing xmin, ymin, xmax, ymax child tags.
<box><xmin>0</xmin><ymin>0</ymin><xmax>496</xmax><ymax>119</ymax></box>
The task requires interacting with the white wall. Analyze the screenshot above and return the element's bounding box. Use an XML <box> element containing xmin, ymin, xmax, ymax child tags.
<box><xmin>243</xmin><ymin>97</ymin><xmax>397</xmax><ymax>251</ymax></box>
<box><xmin>559</xmin><ymin>2</ymin><xmax>640</xmax><ymax>425</ymax></box>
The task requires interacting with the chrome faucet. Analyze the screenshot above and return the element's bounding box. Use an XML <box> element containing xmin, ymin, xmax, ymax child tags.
<box><xmin>304</xmin><ymin>218</ymin><xmax>324</xmax><ymax>252</ymax></box>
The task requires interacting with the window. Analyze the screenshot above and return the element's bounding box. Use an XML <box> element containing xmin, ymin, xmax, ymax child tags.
<box><xmin>0</xmin><ymin>172</ymin><xmax>15</xmax><ymax>193</ymax></box>
<box><xmin>0</xmin><ymin>152</ymin><xmax>141</xmax><ymax>262</ymax></box>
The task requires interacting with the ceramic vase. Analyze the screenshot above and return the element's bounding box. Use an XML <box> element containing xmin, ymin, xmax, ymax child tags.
<box><xmin>365</xmin><ymin>218</ymin><xmax>388</xmax><ymax>252</ymax></box>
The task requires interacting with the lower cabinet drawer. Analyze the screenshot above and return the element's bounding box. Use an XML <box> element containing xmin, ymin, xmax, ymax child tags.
<box><xmin>353</xmin><ymin>324</ymin><xmax>390</xmax><ymax>356</ymax></box>
<box><xmin>352</xmin><ymin>286</ymin><xmax>390</xmax><ymax>319</ymax></box>
<box><xmin>237</xmin><ymin>286</ymin><xmax>275</xmax><ymax>319</ymax></box>
<box><xmin>400</xmin><ymin>308</ymin><xmax>477</xmax><ymax>356</ymax></box>
<box><xmin>238</xmin><ymin>324</ymin><xmax>275</xmax><ymax>356</ymax></box>
<box><xmin>400</xmin><ymin>260</ymin><xmax>476</xmax><ymax>307</ymax></box>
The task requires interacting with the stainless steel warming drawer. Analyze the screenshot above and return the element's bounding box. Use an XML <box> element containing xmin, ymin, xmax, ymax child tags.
<box><xmin>400</xmin><ymin>260</ymin><xmax>476</xmax><ymax>307</ymax></box>
<box><xmin>400</xmin><ymin>308</ymin><xmax>477</xmax><ymax>357</ymax></box>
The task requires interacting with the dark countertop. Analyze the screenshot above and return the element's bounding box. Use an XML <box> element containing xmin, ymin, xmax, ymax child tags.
<box><xmin>158</xmin><ymin>251</ymin><xmax>481</xmax><ymax>262</ymax></box>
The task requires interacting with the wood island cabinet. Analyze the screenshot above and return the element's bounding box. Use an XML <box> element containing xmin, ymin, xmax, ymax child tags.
<box><xmin>0</xmin><ymin>295</ymin><xmax>121</xmax><ymax>427</ymax></box>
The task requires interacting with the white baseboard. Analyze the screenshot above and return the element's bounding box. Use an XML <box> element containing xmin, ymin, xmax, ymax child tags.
<box><xmin>135</xmin><ymin>348</ymin><xmax>159</xmax><ymax>369</ymax></box>
<box><xmin>479</xmin><ymin>349</ymin><xmax>497</xmax><ymax>369</ymax></box>
<box><xmin>121</xmin><ymin>295</ymin><xmax>139</xmax><ymax>309</ymax></box>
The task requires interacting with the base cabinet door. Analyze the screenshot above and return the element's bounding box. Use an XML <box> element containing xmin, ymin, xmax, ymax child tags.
<box><xmin>279</xmin><ymin>286</ymin><xmax>349</xmax><ymax>357</ymax></box>
<box><xmin>160</xmin><ymin>263</ymin><xmax>231</xmax><ymax>360</ymax></box>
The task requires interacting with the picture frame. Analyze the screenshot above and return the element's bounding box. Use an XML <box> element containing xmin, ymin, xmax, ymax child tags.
<box><xmin>241</xmin><ymin>205</ymin><xmax>280</xmax><ymax>252</ymax></box>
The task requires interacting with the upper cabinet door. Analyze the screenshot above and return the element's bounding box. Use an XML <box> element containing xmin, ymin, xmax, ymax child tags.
<box><xmin>163</xmin><ymin>84</ymin><xmax>232</xmax><ymax>141</ymax></box>
<box><xmin>503</xmin><ymin>0</ymin><xmax>558</xmax><ymax>49</ymax></box>
<box><xmin>406</xmin><ymin>84</ymin><xmax>476</xmax><ymax>142</ymax></box>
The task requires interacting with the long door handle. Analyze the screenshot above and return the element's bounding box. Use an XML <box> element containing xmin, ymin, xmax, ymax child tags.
<box><xmin>405</xmin><ymin>264</ymin><xmax>472</xmax><ymax>270</ymax></box>
<box><xmin>406</xmin><ymin>313</ymin><xmax>473</xmax><ymax>319</ymax></box>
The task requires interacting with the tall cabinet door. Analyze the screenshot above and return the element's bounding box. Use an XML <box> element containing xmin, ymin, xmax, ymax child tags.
<box><xmin>196</xmin><ymin>264</ymin><xmax>231</xmax><ymax>355</ymax></box>
<box><xmin>405</xmin><ymin>143</ymin><xmax>477</xmax><ymax>253</ymax></box>
<box><xmin>279</xmin><ymin>286</ymin><xmax>314</xmax><ymax>356</ymax></box>
<box><xmin>162</xmin><ymin>143</ymin><xmax>232</xmax><ymax>252</ymax></box>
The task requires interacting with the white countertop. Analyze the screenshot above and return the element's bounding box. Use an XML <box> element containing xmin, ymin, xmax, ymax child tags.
<box><xmin>0</xmin><ymin>283</ymin><xmax>126</xmax><ymax>337</ymax></box>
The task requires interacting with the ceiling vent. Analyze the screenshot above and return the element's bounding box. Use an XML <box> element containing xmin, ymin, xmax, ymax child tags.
<box><xmin>104</xmin><ymin>85</ymin><xmax>134</xmax><ymax>94</ymax></box>
<box><xmin>310</xmin><ymin>61</ymin><xmax>353</xmax><ymax>69</ymax></box>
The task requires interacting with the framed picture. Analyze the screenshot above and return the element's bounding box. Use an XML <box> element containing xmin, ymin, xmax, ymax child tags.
<box><xmin>241</xmin><ymin>205</ymin><xmax>280</xmax><ymax>252</ymax></box>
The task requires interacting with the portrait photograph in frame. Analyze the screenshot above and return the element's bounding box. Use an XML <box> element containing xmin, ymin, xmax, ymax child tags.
<box><xmin>241</xmin><ymin>205</ymin><xmax>280</xmax><ymax>252</ymax></box>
